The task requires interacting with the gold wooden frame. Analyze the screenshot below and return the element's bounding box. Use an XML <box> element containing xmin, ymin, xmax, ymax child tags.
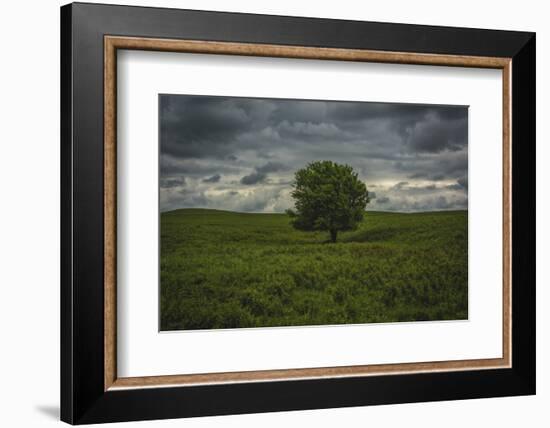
<box><xmin>104</xmin><ymin>36</ymin><xmax>512</xmax><ymax>391</ymax></box>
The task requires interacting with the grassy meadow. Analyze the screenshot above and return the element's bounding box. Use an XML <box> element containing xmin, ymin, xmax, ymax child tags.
<box><xmin>160</xmin><ymin>209</ymin><xmax>468</xmax><ymax>331</ymax></box>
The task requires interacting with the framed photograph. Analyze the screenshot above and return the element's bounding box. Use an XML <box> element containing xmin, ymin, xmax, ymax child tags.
<box><xmin>61</xmin><ymin>2</ymin><xmax>535</xmax><ymax>424</ymax></box>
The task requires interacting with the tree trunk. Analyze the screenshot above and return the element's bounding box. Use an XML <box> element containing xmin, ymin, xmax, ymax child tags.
<box><xmin>330</xmin><ymin>229</ymin><xmax>338</xmax><ymax>243</ymax></box>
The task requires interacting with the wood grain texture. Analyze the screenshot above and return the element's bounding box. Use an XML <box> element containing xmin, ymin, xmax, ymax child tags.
<box><xmin>106</xmin><ymin>36</ymin><xmax>510</xmax><ymax>68</ymax></box>
<box><xmin>104</xmin><ymin>37</ymin><xmax>117</xmax><ymax>391</ymax></box>
<box><xmin>502</xmin><ymin>62</ymin><xmax>513</xmax><ymax>367</ymax></box>
<box><xmin>103</xmin><ymin>36</ymin><xmax>513</xmax><ymax>390</ymax></box>
<box><xmin>110</xmin><ymin>357</ymin><xmax>508</xmax><ymax>389</ymax></box>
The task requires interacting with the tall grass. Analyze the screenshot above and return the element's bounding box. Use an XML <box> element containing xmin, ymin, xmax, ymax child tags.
<box><xmin>160</xmin><ymin>209</ymin><xmax>468</xmax><ymax>331</ymax></box>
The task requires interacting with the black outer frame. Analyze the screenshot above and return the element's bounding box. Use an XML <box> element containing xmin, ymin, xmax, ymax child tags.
<box><xmin>60</xmin><ymin>2</ymin><xmax>535</xmax><ymax>424</ymax></box>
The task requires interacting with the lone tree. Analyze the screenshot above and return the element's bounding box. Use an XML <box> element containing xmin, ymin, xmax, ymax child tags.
<box><xmin>286</xmin><ymin>161</ymin><xmax>370</xmax><ymax>243</ymax></box>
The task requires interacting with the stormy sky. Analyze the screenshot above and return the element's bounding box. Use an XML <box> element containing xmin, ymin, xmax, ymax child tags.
<box><xmin>159</xmin><ymin>94</ymin><xmax>468</xmax><ymax>213</ymax></box>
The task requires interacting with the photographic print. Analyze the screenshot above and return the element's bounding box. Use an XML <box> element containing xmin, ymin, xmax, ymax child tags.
<box><xmin>159</xmin><ymin>94</ymin><xmax>468</xmax><ymax>331</ymax></box>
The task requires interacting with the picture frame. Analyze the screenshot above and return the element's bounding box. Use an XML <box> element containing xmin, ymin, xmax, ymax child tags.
<box><xmin>61</xmin><ymin>2</ymin><xmax>535</xmax><ymax>424</ymax></box>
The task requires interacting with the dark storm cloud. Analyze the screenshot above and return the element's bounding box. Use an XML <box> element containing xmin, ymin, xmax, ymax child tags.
<box><xmin>408</xmin><ymin>172</ymin><xmax>446</xmax><ymax>181</ymax></box>
<box><xmin>240</xmin><ymin>161</ymin><xmax>289</xmax><ymax>185</ymax></box>
<box><xmin>160</xmin><ymin>154</ymin><xmax>242</xmax><ymax>177</ymax></box>
<box><xmin>160</xmin><ymin>95</ymin><xmax>277</xmax><ymax>159</ymax></box>
<box><xmin>406</xmin><ymin>113</ymin><xmax>467</xmax><ymax>153</ymax></box>
<box><xmin>240</xmin><ymin>171</ymin><xmax>267</xmax><ymax>185</ymax></box>
<box><xmin>255</xmin><ymin>162</ymin><xmax>287</xmax><ymax>174</ymax></box>
<box><xmin>159</xmin><ymin>94</ymin><xmax>468</xmax><ymax>213</ymax></box>
<box><xmin>160</xmin><ymin>176</ymin><xmax>185</xmax><ymax>189</ymax></box>
<box><xmin>202</xmin><ymin>174</ymin><xmax>221</xmax><ymax>183</ymax></box>
<box><xmin>394</xmin><ymin>152</ymin><xmax>468</xmax><ymax>183</ymax></box>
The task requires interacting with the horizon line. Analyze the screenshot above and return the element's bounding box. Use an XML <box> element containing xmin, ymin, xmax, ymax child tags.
<box><xmin>161</xmin><ymin>207</ymin><xmax>468</xmax><ymax>215</ymax></box>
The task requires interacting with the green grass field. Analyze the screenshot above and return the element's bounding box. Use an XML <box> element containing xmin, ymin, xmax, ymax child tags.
<box><xmin>160</xmin><ymin>209</ymin><xmax>468</xmax><ymax>331</ymax></box>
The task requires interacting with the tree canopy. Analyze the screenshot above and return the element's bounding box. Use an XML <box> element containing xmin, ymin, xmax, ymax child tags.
<box><xmin>286</xmin><ymin>161</ymin><xmax>370</xmax><ymax>242</ymax></box>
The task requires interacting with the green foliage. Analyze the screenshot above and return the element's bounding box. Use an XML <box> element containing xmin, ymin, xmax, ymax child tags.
<box><xmin>160</xmin><ymin>208</ymin><xmax>468</xmax><ymax>331</ymax></box>
<box><xmin>287</xmin><ymin>161</ymin><xmax>369</xmax><ymax>242</ymax></box>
